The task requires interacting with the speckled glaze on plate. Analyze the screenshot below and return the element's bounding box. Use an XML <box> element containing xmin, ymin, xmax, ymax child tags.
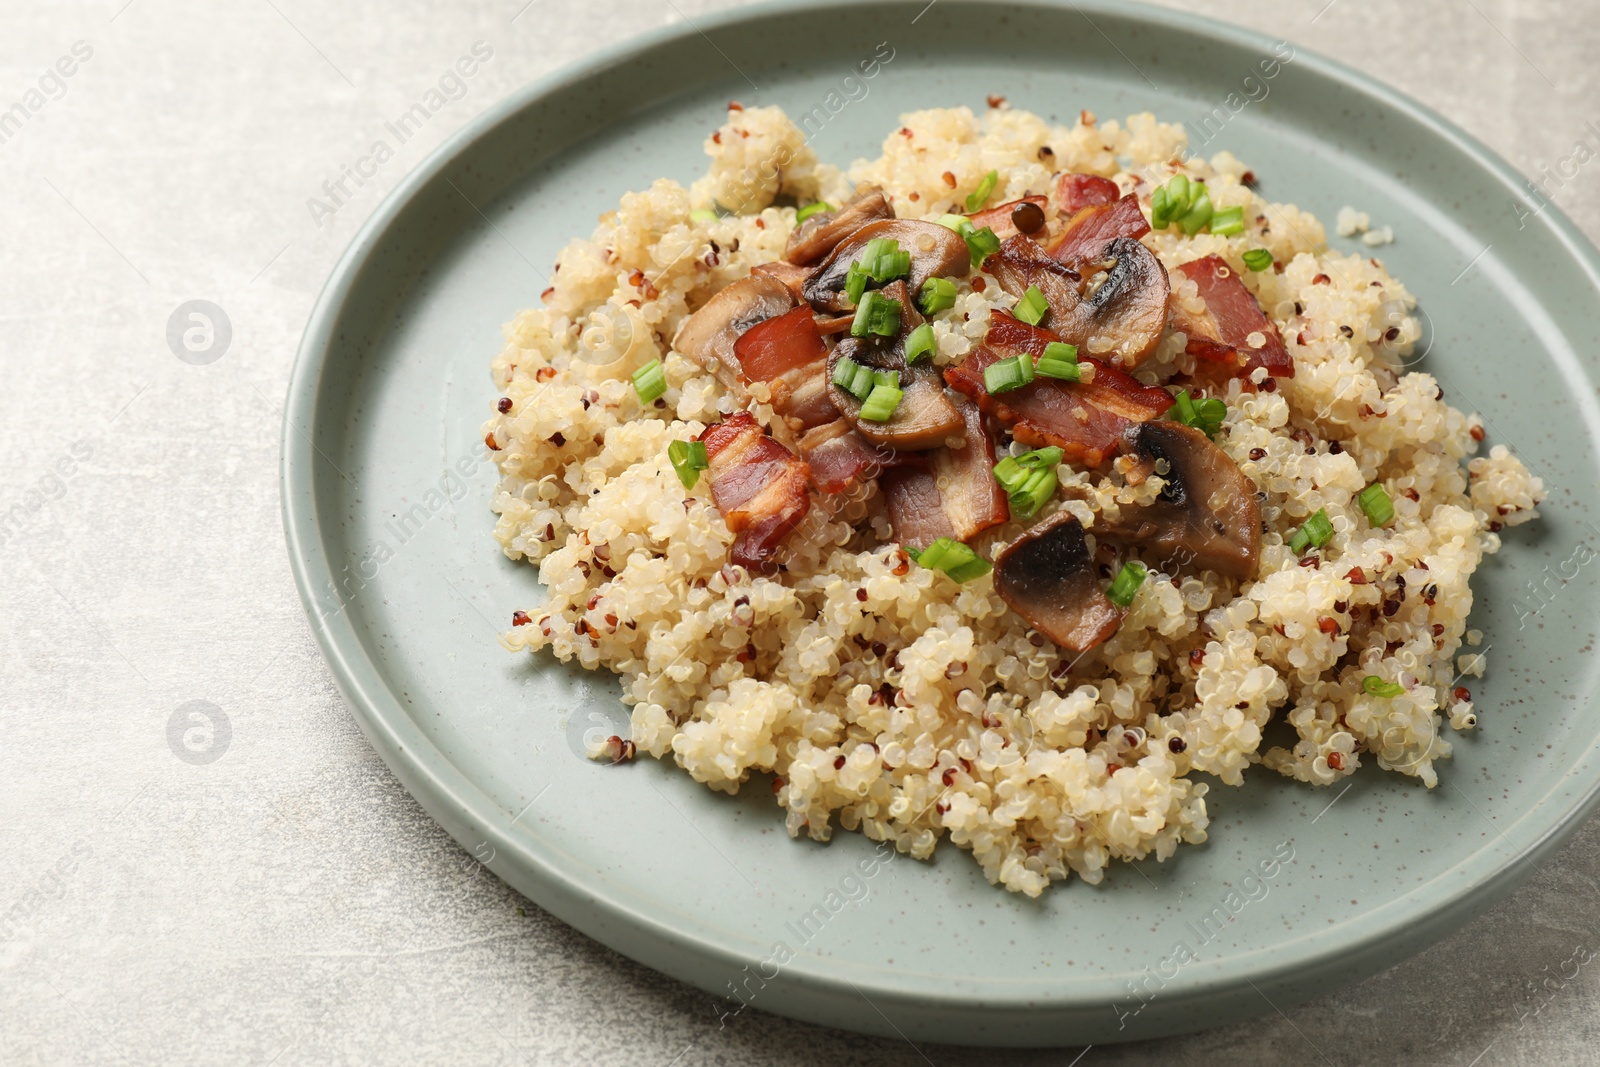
<box><xmin>281</xmin><ymin>0</ymin><xmax>1600</xmax><ymax>1045</ymax></box>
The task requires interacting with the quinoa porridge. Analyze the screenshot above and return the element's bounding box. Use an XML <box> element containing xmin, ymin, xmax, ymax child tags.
<box><xmin>482</xmin><ymin>103</ymin><xmax>1543</xmax><ymax>896</ymax></box>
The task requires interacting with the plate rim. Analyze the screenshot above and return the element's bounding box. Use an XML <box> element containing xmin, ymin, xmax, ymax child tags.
<box><xmin>280</xmin><ymin>0</ymin><xmax>1600</xmax><ymax>1040</ymax></box>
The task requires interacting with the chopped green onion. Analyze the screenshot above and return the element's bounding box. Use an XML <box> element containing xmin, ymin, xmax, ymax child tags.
<box><xmin>1287</xmin><ymin>508</ymin><xmax>1334</xmax><ymax>554</ymax></box>
<box><xmin>935</xmin><ymin>213</ymin><xmax>969</xmax><ymax>231</ymax></box>
<box><xmin>1178</xmin><ymin>189</ymin><xmax>1214</xmax><ymax>235</ymax></box>
<box><xmin>859</xmin><ymin>237</ymin><xmax>910</xmax><ymax>283</ymax></box>
<box><xmin>1241</xmin><ymin>248</ymin><xmax>1274</xmax><ymax>272</ymax></box>
<box><xmin>1150</xmin><ymin>186</ymin><xmax>1171</xmax><ymax>229</ymax></box>
<box><xmin>964</xmin><ymin>224</ymin><xmax>1001</xmax><ymax>266</ymax></box>
<box><xmin>905</xmin><ymin>323</ymin><xmax>938</xmax><ymax>364</ymax></box>
<box><xmin>1035</xmin><ymin>358</ymin><xmax>1080</xmax><ymax>381</ymax></box>
<box><xmin>872</xmin><ymin>368</ymin><xmax>900</xmax><ymax>389</ymax></box>
<box><xmin>795</xmin><ymin>201</ymin><xmax>833</xmax><ymax>224</ymax></box>
<box><xmin>689</xmin><ymin>208</ymin><xmax>720</xmax><ymax>224</ymax></box>
<box><xmin>1013</xmin><ymin>285</ymin><xmax>1050</xmax><ymax>326</ymax></box>
<box><xmin>850</xmin><ymin>292</ymin><xmax>901</xmax><ymax>338</ymax></box>
<box><xmin>632</xmin><ymin>359</ymin><xmax>666</xmax><ymax>404</ymax></box>
<box><xmin>845</xmin><ymin>262</ymin><xmax>871</xmax><ymax>305</ymax></box>
<box><xmin>1042</xmin><ymin>341</ymin><xmax>1078</xmax><ymax>364</ymax></box>
<box><xmin>1358</xmin><ymin>483</ymin><xmax>1395</xmax><ymax>527</ymax></box>
<box><xmin>983</xmin><ymin>354</ymin><xmax>1034</xmax><ymax>394</ymax></box>
<box><xmin>1166</xmin><ymin>389</ymin><xmax>1227</xmax><ymax>438</ymax></box>
<box><xmin>859</xmin><ymin>384</ymin><xmax>904</xmax><ymax>422</ymax></box>
<box><xmin>1209</xmin><ymin>206</ymin><xmax>1245</xmax><ymax>236</ymax></box>
<box><xmin>1362</xmin><ymin>675</ymin><xmax>1405</xmax><ymax>699</ymax></box>
<box><xmin>993</xmin><ymin>447</ymin><xmax>1064</xmax><ymax>521</ymax></box>
<box><xmin>1167</xmin><ymin>174</ymin><xmax>1191</xmax><ymax>212</ymax></box>
<box><xmin>667</xmin><ymin>439</ymin><xmax>709</xmax><ymax>489</ymax></box>
<box><xmin>913</xmin><ymin>537</ymin><xmax>992</xmax><ymax>583</ymax></box>
<box><xmin>1107</xmin><ymin>561</ymin><xmax>1148</xmax><ymax>607</ymax></box>
<box><xmin>965</xmin><ymin>169</ymin><xmax>999</xmax><ymax>212</ymax></box>
<box><xmin>918</xmin><ymin>277</ymin><xmax>958</xmax><ymax>315</ymax></box>
<box><xmin>832</xmin><ymin>356</ymin><xmax>875</xmax><ymax>401</ymax></box>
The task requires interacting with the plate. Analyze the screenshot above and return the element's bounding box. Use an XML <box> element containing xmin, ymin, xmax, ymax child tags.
<box><xmin>281</xmin><ymin>0</ymin><xmax>1600</xmax><ymax>1045</ymax></box>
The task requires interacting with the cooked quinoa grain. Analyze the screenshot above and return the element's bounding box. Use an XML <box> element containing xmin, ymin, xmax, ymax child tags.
<box><xmin>485</xmin><ymin>105</ymin><xmax>1544</xmax><ymax>895</ymax></box>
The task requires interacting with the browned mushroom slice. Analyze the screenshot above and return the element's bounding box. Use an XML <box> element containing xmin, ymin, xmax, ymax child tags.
<box><xmin>802</xmin><ymin>220</ymin><xmax>971</xmax><ymax>314</ymax></box>
<box><xmin>785</xmin><ymin>187</ymin><xmax>895</xmax><ymax>266</ymax></box>
<box><xmin>750</xmin><ymin>260</ymin><xmax>814</xmax><ymax>299</ymax></box>
<box><xmin>986</xmin><ymin>234</ymin><xmax>1170</xmax><ymax>368</ymax></box>
<box><xmin>1101</xmin><ymin>421</ymin><xmax>1262</xmax><ymax>580</ymax></box>
<box><xmin>671</xmin><ymin>275</ymin><xmax>796</xmax><ymax>390</ymax></box>
<box><xmin>993</xmin><ymin>512</ymin><xmax>1124</xmax><ymax>653</ymax></box>
<box><xmin>825</xmin><ymin>280</ymin><xmax>963</xmax><ymax>450</ymax></box>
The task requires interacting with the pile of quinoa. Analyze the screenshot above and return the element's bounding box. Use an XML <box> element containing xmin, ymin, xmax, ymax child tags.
<box><xmin>484</xmin><ymin>104</ymin><xmax>1543</xmax><ymax>895</ymax></box>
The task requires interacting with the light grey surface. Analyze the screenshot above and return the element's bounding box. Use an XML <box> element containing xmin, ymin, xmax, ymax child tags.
<box><xmin>4</xmin><ymin>0</ymin><xmax>1598</xmax><ymax>1064</ymax></box>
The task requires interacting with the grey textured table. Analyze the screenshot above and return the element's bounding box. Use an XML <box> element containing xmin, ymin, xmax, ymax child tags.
<box><xmin>4</xmin><ymin>0</ymin><xmax>1598</xmax><ymax>1063</ymax></box>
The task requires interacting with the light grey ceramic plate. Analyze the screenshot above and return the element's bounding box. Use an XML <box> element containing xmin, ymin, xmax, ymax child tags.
<box><xmin>281</xmin><ymin>0</ymin><xmax>1600</xmax><ymax>1046</ymax></box>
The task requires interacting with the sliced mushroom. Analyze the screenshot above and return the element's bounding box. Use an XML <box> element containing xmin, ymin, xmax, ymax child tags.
<box><xmin>785</xmin><ymin>187</ymin><xmax>895</xmax><ymax>266</ymax></box>
<box><xmin>750</xmin><ymin>260</ymin><xmax>814</xmax><ymax>299</ymax></box>
<box><xmin>993</xmin><ymin>512</ymin><xmax>1124</xmax><ymax>653</ymax></box>
<box><xmin>671</xmin><ymin>275</ymin><xmax>797</xmax><ymax>390</ymax></box>
<box><xmin>825</xmin><ymin>280</ymin><xmax>963</xmax><ymax>450</ymax></box>
<box><xmin>1100</xmin><ymin>421</ymin><xmax>1261</xmax><ymax>580</ymax></box>
<box><xmin>802</xmin><ymin>220</ymin><xmax>971</xmax><ymax>314</ymax></box>
<box><xmin>987</xmin><ymin>234</ymin><xmax>1170</xmax><ymax>368</ymax></box>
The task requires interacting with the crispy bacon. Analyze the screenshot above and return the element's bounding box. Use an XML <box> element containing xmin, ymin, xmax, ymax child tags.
<box><xmin>945</xmin><ymin>314</ymin><xmax>1173</xmax><ymax>466</ymax></box>
<box><xmin>798</xmin><ymin>418</ymin><xmax>896</xmax><ymax>495</ymax></box>
<box><xmin>731</xmin><ymin>306</ymin><xmax>838</xmax><ymax>429</ymax></box>
<box><xmin>1170</xmin><ymin>256</ymin><xmax>1293</xmax><ymax>379</ymax></box>
<box><xmin>700</xmin><ymin>412</ymin><xmax>811</xmax><ymax>573</ymax></box>
<box><xmin>1047</xmin><ymin>194</ymin><xmax>1150</xmax><ymax>267</ymax></box>
<box><xmin>966</xmin><ymin>195</ymin><xmax>1050</xmax><ymax>242</ymax></box>
<box><xmin>1055</xmin><ymin>173</ymin><xmax>1120</xmax><ymax>214</ymax></box>
<box><xmin>881</xmin><ymin>395</ymin><xmax>1008</xmax><ymax>550</ymax></box>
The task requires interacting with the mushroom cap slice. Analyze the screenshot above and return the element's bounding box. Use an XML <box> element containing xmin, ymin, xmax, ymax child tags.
<box><xmin>671</xmin><ymin>275</ymin><xmax>797</xmax><ymax>390</ymax></box>
<box><xmin>825</xmin><ymin>280</ymin><xmax>963</xmax><ymax>450</ymax></box>
<box><xmin>802</xmin><ymin>220</ymin><xmax>971</xmax><ymax>314</ymax></box>
<box><xmin>993</xmin><ymin>512</ymin><xmax>1125</xmax><ymax>654</ymax></box>
<box><xmin>786</xmin><ymin>187</ymin><xmax>895</xmax><ymax>266</ymax></box>
<box><xmin>987</xmin><ymin>234</ymin><xmax>1169</xmax><ymax>368</ymax></box>
<box><xmin>1103</xmin><ymin>421</ymin><xmax>1262</xmax><ymax>580</ymax></box>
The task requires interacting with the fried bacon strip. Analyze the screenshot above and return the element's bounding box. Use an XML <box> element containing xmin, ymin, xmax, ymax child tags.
<box><xmin>1169</xmin><ymin>256</ymin><xmax>1293</xmax><ymax>380</ymax></box>
<box><xmin>732</xmin><ymin>305</ymin><xmax>838</xmax><ymax>430</ymax></box>
<box><xmin>881</xmin><ymin>395</ymin><xmax>1008</xmax><ymax>550</ymax></box>
<box><xmin>1055</xmin><ymin>172</ymin><xmax>1120</xmax><ymax>214</ymax></box>
<box><xmin>700</xmin><ymin>411</ymin><xmax>811</xmax><ymax>573</ymax></box>
<box><xmin>945</xmin><ymin>313</ymin><xmax>1173</xmax><ymax>466</ymax></box>
<box><xmin>1047</xmin><ymin>193</ymin><xmax>1150</xmax><ymax>267</ymax></box>
<box><xmin>798</xmin><ymin>418</ymin><xmax>897</xmax><ymax>495</ymax></box>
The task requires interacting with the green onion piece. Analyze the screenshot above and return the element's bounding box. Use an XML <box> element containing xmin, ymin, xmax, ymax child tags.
<box><xmin>1178</xmin><ymin>189</ymin><xmax>1214</xmax><ymax>235</ymax></box>
<box><xmin>912</xmin><ymin>537</ymin><xmax>993</xmax><ymax>583</ymax></box>
<box><xmin>667</xmin><ymin>439</ymin><xmax>709</xmax><ymax>489</ymax></box>
<box><xmin>1167</xmin><ymin>174</ymin><xmax>1191</xmax><ymax>212</ymax></box>
<box><xmin>965</xmin><ymin>169</ymin><xmax>999</xmax><ymax>212</ymax></box>
<box><xmin>1362</xmin><ymin>675</ymin><xmax>1405</xmax><ymax>699</ymax></box>
<box><xmin>1150</xmin><ymin>186</ymin><xmax>1171</xmax><ymax>229</ymax></box>
<box><xmin>1035</xmin><ymin>358</ymin><xmax>1080</xmax><ymax>381</ymax></box>
<box><xmin>994</xmin><ymin>448</ymin><xmax>1063</xmax><ymax>521</ymax></box>
<box><xmin>832</xmin><ymin>356</ymin><xmax>862</xmax><ymax>390</ymax></box>
<box><xmin>850</xmin><ymin>292</ymin><xmax>901</xmax><ymax>338</ymax></box>
<box><xmin>689</xmin><ymin>208</ymin><xmax>720</xmax><ymax>224</ymax></box>
<box><xmin>1288</xmin><ymin>508</ymin><xmax>1334</xmax><ymax>554</ymax></box>
<box><xmin>1166</xmin><ymin>389</ymin><xmax>1226</xmax><ymax>438</ymax></box>
<box><xmin>1171</xmin><ymin>389</ymin><xmax>1198</xmax><ymax>427</ymax></box>
<box><xmin>845</xmin><ymin>262</ymin><xmax>871</xmax><ymax>306</ymax></box>
<box><xmin>983</xmin><ymin>354</ymin><xmax>1034</xmax><ymax>394</ymax></box>
<box><xmin>935</xmin><ymin>213</ymin><xmax>969</xmax><ymax>232</ymax></box>
<box><xmin>632</xmin><ymin>359</ymin><xmax>667</xmax><ymax>404</ymax></box>
<box><xmin>849</xmin><ymin>363</ymin><xmax>875</xmax><ymax>400</ymax></box>
<box><xmin>1358</xmin><ymin>483</ymin><xmax>1395</xmax><ymax>527</ymax></box>
<box><xmin>905</xmin><ymin>323</ymin><xmax>937</xmax><ymax>364</ymax></box>
<box><xmin>1013</xmin><ymin>285</ymin><xmax>1051</xmax><ymax>326</ymax></box>
<box><xmin>1016</xmin><ymin>445</ymin><xmax>1063</xmax><ymax>470</ymax></box>
<box><xmin>1209</xmin><ymin>206</ymin><xmax>1245</xmax><ymax>236</ymax></box>
<box><xmin>992</xmin><ymin>456</ymin><xmax>1025</xmax><ymax>491</ymax></box>
<box><xmin>1241</xmin><ymin>248</ymin><xmax>1274</xmax><ymax>272</ymax></box>
<box><xmin>795</xmin><ymin>201</ymin><xmax>833</xmax><ymax>225</ymax></box>
<box><xmin>964</xmin><ymin>225</ymin><xmax>1001</xmax><ymax>266</ymax></box>
<box><xmin>917</xmin><ymin>277</ymin><xmax>958</xmax><ymax>315</ymax></box>
<box><xmin>1107</xmin><ymin>561</ymin><xmax>1148</xmax><ymax>607</ymax></box>
<box><xmin>859</xmin><ymin>384</ymin><xmax>904</xmax><ymax>422</ymax></box>
<box><xmin>872</xmin><ymin>368</ymin><xmax>900</xmax><ymax>389</ymax></box>
<box><xmin>1042</xmin><ymin>341</ymin><xmax>1078</xmax><ymax>364</ymax></box>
